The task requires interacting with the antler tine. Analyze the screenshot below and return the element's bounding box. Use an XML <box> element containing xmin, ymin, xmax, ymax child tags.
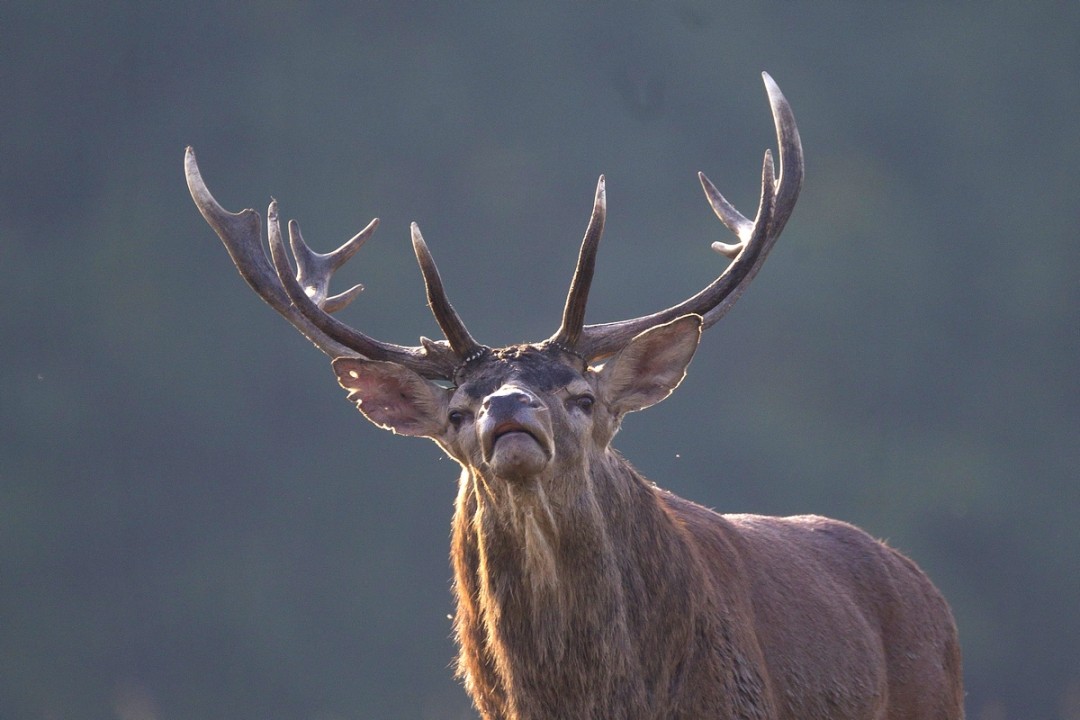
<box><xmin>265</xmin><ymin>202</ymin><xmax>461</xmax><ymax>379</ymax></box>
<box><xmin>550</xmin><ymin>176</ymin><xmax>606</xmax><ymax>351</ymax></box>
<box><xmin>698</xmin><ymin>148</ymin><xmax>778</xmax><ymax>327</ymax></box>
<box><xmin>186</xmin><ymin>147</ymin><xmax>461</xmax><ymax>379</ymax></box>
<box><xmin>700</xmin><ymin>171</ymin><xmax>751</xmax><ymax>258</ymax></box>
<box><xmin>185</xmin><ymin>147</ymin><xmax>352</xmax><ymax>357</ymax></box>
<box><xmin>695</xmin><ymin>71</ymin><xmax>802</xmax><ymax>329</ymax></box>
<box><xmin>573</xmin><ymin>72</ymin><xmax>804</xmax><ymax>361</ymax></box>
<box><xmin>410</xmin><ymin>223</ymin><xmax>485</xmax><ymax>359</ymax></box>
<box><xmin>288</xmin><ymin>217</ymin><xmax>375</xmax><ymax>313</ymax></box>
<box><xmin>763</xmin><ymin>70</ymin><xmax>803</xmax><ymax>240</ymax></box>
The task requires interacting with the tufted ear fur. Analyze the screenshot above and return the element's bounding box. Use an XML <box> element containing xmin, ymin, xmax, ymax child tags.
<box><xmin>332</xmin><ymin>357</ymin><xmax>450</xmax><ymax>437</ymax></box>
<box><xmin>597</xmin><ymin>314</ymin><xmax>702</xmax><ymax>416</ymax></box>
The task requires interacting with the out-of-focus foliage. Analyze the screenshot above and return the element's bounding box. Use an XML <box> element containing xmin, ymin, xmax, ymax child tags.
<box><xmin>2</xmin><ymin>2</ymin><xmax>1077</xmax><ymax>718</ymax></box>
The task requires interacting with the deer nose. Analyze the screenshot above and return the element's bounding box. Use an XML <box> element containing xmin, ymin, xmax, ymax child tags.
<box><xmin>481</xmin><ymin>387</ymin><xmax>541</xmax><ymax>417</ymax></box>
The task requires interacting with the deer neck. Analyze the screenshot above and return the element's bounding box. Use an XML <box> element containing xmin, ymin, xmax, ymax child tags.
<box><xmin>451</xmin><ymin>450</ymin><xmax>697</xmax><ymax>717</ymax></box>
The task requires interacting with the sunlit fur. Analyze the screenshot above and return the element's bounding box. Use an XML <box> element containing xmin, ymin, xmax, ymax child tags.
<box><xmin>334</xmin><ymin>329</ymin><xmax>964</xmax><ymax>720</ymax></box>
<box><xmin>508</xmin><ymin>482</ymin><xmax>560</xmax><ymax>597</ymax></box>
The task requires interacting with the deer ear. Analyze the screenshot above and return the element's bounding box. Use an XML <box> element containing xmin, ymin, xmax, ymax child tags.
<box><xmin>332</xmin><ymin>357</ymin><xmax>450</xmax><ymax>437</ymax></box>
<box><xmin>598</xmin><ymin>315</ymin><xmax>702</xmax><ymax>415</ymax></box>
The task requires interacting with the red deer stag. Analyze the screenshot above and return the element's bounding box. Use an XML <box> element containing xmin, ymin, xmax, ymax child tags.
<box><xmin>186</xmin><ymin>73</ymin><xmax>963</xmax><ymax>719</ymax></box>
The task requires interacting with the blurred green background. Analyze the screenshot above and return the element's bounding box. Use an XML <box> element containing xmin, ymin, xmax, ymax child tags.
<box><xmin>3</xmin><ymin>2</ymin><xmax>1077</xmax><ymax>719</ymax></box>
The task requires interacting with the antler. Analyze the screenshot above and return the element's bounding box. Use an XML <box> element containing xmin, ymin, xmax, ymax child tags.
<box><xmin>187</xmin><ymin>72</ymin><xmax>800</xmax><ymax>376</ymax></box>
<box><xmin>185</xmin><ymin>147</ymin><xmax>479</xmax><ymax>380</ymax></box>
<box><xmin>554</xmin><ymin>72</ymin><xmax>804</xmax><ymax>361</ymax></box>
<box><xmin>551</xmin><ymin>175</ymin><xmax>606</xmax><ymax>350</ymax></box>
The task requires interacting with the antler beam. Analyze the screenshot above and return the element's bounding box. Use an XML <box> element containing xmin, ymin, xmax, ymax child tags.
<box><xmin>184</xmin><ymin>147</ymin><xmax>466</xmax><ymax>380</ymax></box>
<box><xmin>556</xmin><ymin>72</ymin><xmax>804</xmax><ymax>362</ymax></box>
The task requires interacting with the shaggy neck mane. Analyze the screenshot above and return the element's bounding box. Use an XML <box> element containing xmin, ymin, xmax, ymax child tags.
<box><xmin>451</xmin><ymin>450</ymin><xmax>703</xmax><ymax>719</ymax></box>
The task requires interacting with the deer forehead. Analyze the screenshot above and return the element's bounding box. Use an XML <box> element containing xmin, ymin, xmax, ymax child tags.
<box><xmin>455</xmin><ymin>345</ymin><xmax>591</xmax><ymax>401</ymax></box>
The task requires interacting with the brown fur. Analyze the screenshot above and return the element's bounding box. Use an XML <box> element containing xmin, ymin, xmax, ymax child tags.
<box><xmin>332</xmin><ymin>320</ymin><xmax>964</xmax><ymax>719</ymax></box>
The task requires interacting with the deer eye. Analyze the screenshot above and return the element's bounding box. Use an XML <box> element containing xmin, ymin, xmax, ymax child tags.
<box><xmin>570</xmin><ymin>394</ymin><xmax>595</xmax><ymax>413</ymax></box>
<box><xmin>448</xmin><ymin>409</ymin><xmax>468</xmax><ymax>428</ymax></box>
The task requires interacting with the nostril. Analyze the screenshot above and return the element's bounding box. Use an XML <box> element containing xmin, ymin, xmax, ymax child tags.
<box><xmin>483</xmin><ymin>389</ymin><xmax>540</xmax><ymax>415</ymax></box>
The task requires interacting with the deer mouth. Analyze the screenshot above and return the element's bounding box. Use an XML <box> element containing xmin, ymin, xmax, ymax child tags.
<box><xmin>489</xmin><ymin>419</ymin><xmax>544</xmax><ymax>451</ymax></box>
<box><xmin>482</xmin><ymin>419</ymin><xmax>552</xmax><ymax>479</ymax></box>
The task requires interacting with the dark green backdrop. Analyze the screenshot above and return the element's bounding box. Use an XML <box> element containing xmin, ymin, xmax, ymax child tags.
<box><xmin>3</xmin><ymin>3</ymin><xmax>1077</xmax><ymax>718</ymax></box>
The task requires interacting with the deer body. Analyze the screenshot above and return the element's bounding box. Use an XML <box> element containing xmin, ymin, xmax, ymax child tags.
<box><xmin>187</xmin><ymin>73</ymin><xmax>963</xmax><ymax>719</ymax></box>
<box><xmin>454</xmin><ymin>474</ymin><xmax>963</xmax><ymax>719</ymax></box>
<box><xmin>364</xmin><ymin>340</ymin><xmax>961</xmax><ymax>720</ymax></box>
